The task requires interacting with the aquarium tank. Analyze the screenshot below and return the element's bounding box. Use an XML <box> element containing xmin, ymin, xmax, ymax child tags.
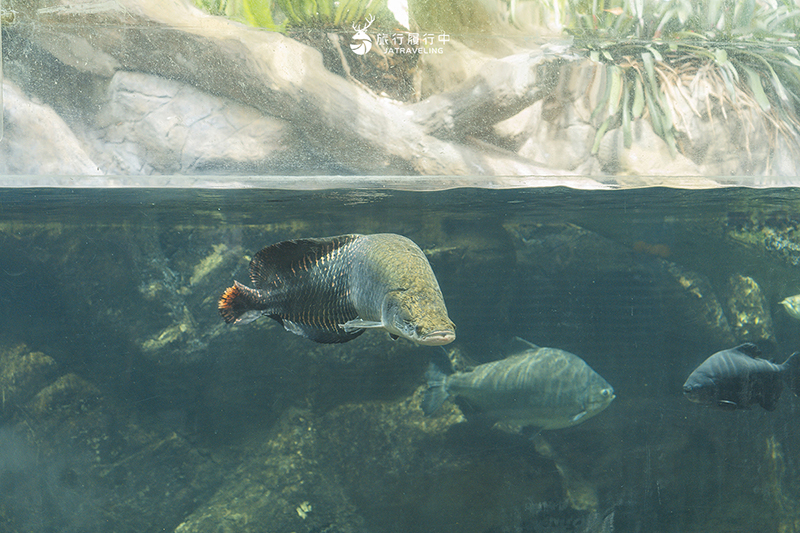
<box><xmin>2</xmin><ymin>0</ymin><xmax>800</xmax><ymax>532</ymax></box>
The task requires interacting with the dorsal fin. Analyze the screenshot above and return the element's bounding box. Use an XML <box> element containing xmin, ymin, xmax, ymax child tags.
<box><xmin>249</xmin><ymin>235</ymin><xmax>360</xmax><ymax>287</ymax></box>
<box><xmin>512</xmin><ymin>337</ymin><xmax>540</xmax><ymax>350</ymax></box>
<box><xmin>735</xmin><ymin>343</ymin><xmax>762</xmax><ymax>359</ymax></box>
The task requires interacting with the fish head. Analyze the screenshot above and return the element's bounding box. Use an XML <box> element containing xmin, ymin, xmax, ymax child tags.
<box><xmin>682</xmin><ymin>370</ymin><xmax>717</xmax><ymax>405</ymax></box>
<box><xmin>585</xmin><ymin>381</ymin><xmax>615</xmax><ymax>416</ymax></box>
<box><xmin>382</xmin><ymin>288</ymin><xmax>456</xmax><ymax>346</ymax></box>
<box><xmin>567</xmin><ymin>372</ymin><xmax>616</xmax><ymax>426</ymax></box>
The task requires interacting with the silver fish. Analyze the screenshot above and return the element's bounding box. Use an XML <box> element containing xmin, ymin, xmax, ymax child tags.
<box><xmin>683</xmin><ymin>343</ymin><xmax>800</xmax><ymax>411</ymax></box>
<box><xmin>219</xmin><ymin>233</ymin><xmax>456</xmax><ymax>345</ymax></box>
<box><xmin>423</xmin><ymin>338</ymin><xmax>615</xmax><ymax>430</ymax></box>
<box><xmin>780</xmin><ymin>295</ymin><xmax>800</xmax><ymax>320</ymax></box>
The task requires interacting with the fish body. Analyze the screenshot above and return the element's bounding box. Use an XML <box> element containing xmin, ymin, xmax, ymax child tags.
<box><xmin>780</xmin><ymin>295</ymin><xmax>800</xmax><ymax>320</ymax></box>
<box><xmin>218</xmin><ymin>234</ymin><xmax>455</xmax><ymax>345</ymax></box>
<box><xmin>423</xmin><ymin>339</ymin><xmax>615</xmax><ymax>430</ymax></box>
<box><xmin>682</xmin><ymin>343</ymin><xmax>800</xmax><ymax>411</ymax></box>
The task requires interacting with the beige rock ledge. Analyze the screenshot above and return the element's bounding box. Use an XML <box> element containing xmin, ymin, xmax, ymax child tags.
<box><xmin>2</xmin><ymin>1</ymin><xmax>792</xmax><ymax>188</ymax></box>
<box><xmin>11</xmin><ymin>0</ymin><xmax>586</xmax><ymax>180</ymax></box>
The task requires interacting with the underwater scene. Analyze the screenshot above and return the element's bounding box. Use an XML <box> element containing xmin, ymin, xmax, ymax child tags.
<box><xmin>0</xmin><ymin>186</ymin><xmax>799</xmax><ymax>533</ymax></box>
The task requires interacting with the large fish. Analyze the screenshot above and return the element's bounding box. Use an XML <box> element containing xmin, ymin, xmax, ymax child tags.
<box><xmin>682</xmin><ymin>343</ymin><xmax>800</xmax><ymax>411</ymax></box>
<box><xmin>422</xmin><ymin>339</ymin><xmax>615</xmax><ymax>430</ymax></box>
<box><xmin>218</xmin><ymin>234</ymin><xmax>456</xmax><ymax>345</ymax></box>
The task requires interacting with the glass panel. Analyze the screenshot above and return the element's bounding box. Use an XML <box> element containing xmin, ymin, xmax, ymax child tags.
<box><xmin>0</xmin><ymin>188</ymin><xmax>798</xmax><ymax>532</ymax></box>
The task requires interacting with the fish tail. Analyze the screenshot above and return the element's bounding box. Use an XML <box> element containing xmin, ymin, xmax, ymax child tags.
<box><xmin>783</xmin><ymin>351</ymin><xmax>800</xmax><ymax>397</ymax></box>
<box><xmin>218</xmin><ymin>281</ymin><xmax>267</xmax><ymax>324</ymax></box>
<box><xmin>422</xmin><ymin>362</ymin><xmax>450</xmax><ymax>416</ymax></box>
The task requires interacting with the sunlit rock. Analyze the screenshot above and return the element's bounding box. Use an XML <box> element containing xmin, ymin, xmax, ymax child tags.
<box><xmin>1</xmin><ymin>81</ymin><xmax>100</xmax><ymax>176</ymax></box>
<box><xmin>94</xmin><ymin>71</ymin><xmax>302</xmax><ymax>174</ymax></box>
<box><xmin>725</xmin><ymin>274</ymin><xmax>775</xmax><ymax>343</ymax></box>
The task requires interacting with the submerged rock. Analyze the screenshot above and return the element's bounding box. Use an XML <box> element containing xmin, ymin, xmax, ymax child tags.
<box><xmin>174</xmin><ymin>408</ymin><xmax>369</xmax><ymax>533</ymax></box>
<box><xmin>0</xmin><ymin>344</ymin><xmax>58</xmax><ymax>420</ymax></box>
<box><xmin>505</xmin><ymin>221</ymin><xmax>736</xmax><ymax>365</ymax></box>
<box><xmin>725</xmin><ymin>274</ymin><xmax>775</xmax><ymax>344</ymax></box>
<box><xmin>0</xmin><ymin>355</ymin><xmax>223</xmax><ymax>533</ymax></box>
<box><xmin>661</xmin><ymin>262</ymin><xmax>736</xmax><ymax>348</ymax></box>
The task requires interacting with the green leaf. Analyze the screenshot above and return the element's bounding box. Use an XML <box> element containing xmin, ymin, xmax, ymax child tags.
<box><xmin>646</xmin><ymin>46</ymin><xmax>662</xmax><ymax>62</ymax></box>
<box><xmin>622</xmin><ymin>78</ymin><xmax>632</xmax><ymax>148</ymax></box>
<box><xmin>644</xmin><ymin>85</ymin><xmax>664</xmax><ymax>137</ymax></box>
<box><xmin>642</xmin><ymin>51</ymin><xmax>658</xmax><ymax>90</ymax></box>
<box><xmin>591</xmin><ymin>116</ymin><xmax>612</xmax><ymax>155</ymax></box>
<box><xmin>742</xmin><ymin>65</ymin><xmax>771</xmax><ymax>111</ymax></box>
<box><xmin>591</xmin><ymin>67</ymin><xmax>613</xmax><ymax>123</ymax></box>
<box><xmin>318</xmin><ymin>0</ymin><xmax>333</xmax><ymax>20</ymax></box>
<box><xmin>717</xmin><ymin>63</ymin><xmax>738</xmax><ymax>102</ymax></box>
<box><xmin>658</xmin><ymin>87</ymin><xmax>674</xmax><ymax>130</ymax></box>
<box><xmin>632</xmin><ymin>76</ymin><xmax>645</xmax><ymax>118</ymax></box>
<box><xmin>734</xmin><ymin>0</ymin><xmax>755</xmax><ymax>31</ymax></box>
<box><xmin>607</xmin><ymin>65</ymin><xmax>624</xmax><ymax>116</ymax></box>
<box><xmin>663</xmin><ymin>128</ymin><xmax>678</xmax><ymax>157</ymax></box>
<box><xmin>278</xmin><ymin>0</ymin><xmax>301</xmax><ymax>23</ymax></box>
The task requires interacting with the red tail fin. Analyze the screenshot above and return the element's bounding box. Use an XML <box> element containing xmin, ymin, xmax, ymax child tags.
<box><xmin>218</xmin><ymin>285</ymin><xmax>242</xmax><ymax>323</ymax></box>
<box><xmin>218</xmin><ymin>281</ymin><xmax>263</xmax><ymax>324</ymax></box>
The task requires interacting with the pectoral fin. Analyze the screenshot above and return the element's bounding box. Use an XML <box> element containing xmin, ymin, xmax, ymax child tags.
<box><xmin>513</xmin><ymin>337</ymin><xmax>540</xmax><ymax>349</ymax></box>
<box><xmin>340</xmin><ymin>319</ymin><xmax>384</xmax><ymax>332</ymax></box>
<box><xmin>716</xmin><ymin>400</ymin><xmax>738</xmax><ymax>410</ymax></box>
<box><xmin>571</xmin><ymin>411</ymin><xmax>588</xmax><ymax>423</ymax></box>
<box><xmin>280</xmin><ymin>318</ymin><xmax>364</xmax><ymax>344</ymax></box>
<box><xmin>235</xmin><ymin>310</ymin><xmax>264</xmax><ymax>325</ymax></box>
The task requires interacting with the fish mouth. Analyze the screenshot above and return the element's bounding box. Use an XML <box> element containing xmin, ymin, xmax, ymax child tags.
<box><xmin>682</xmin><ymin>385</ymin><xmax>701</xmax><ymax>403</ymax></box>
<box><xmin>417</xmin><ymin>330</ymin><xmax>456</xmax><ymax>346</ymax></box>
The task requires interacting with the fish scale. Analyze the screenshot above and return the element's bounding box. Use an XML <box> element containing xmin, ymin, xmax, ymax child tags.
<box><xmin>255</xmin><ymin>237</ymin><xmax>356</xmax><ymax>333</ymax></box>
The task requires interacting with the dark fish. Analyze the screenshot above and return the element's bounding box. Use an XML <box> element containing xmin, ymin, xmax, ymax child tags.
<box><xmin>218</xmin><ymin>233</ymin><xmax>456</xmax><ymax>345</ymax></box>
<box><xmin>423</xmin><ymin>338</ymin><xmax>615</xmax><ymax>430</ymax></box>
<box><xmin>682</xmin><ymin>343</ymin><xmax>800</xmax><ymax>411</ymax></box>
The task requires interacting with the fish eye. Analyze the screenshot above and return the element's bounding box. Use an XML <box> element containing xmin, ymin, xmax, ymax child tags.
<box><xmin>601</xmin><ymin>388</ymin><xmax>612</xmax><ymax>397</ymax></box>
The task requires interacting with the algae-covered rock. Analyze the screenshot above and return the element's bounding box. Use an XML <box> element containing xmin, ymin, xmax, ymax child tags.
<box><xmin>0</xmin><ymin>344</ymin><xmax>58</xmax><ymax>420</ymax></box>
<box><xmin>724</xmin><ymin>274</ymin><xmax>775</xmax><ymax>344</ymax></box>
<box><xmin>176</xmin><ymin>387</ymin><xmax>568</xmax><ymax>533</ymax></box>
<box><xmin>27</xmin><ymin>373</ymin><xmax>102</xmax><ymax>420</ymax></box>
<box><xmin>725</xmin><ymin>206</ymin><xmax>800</xmax><ymax>267</ymax></box>
<box><xmin>314</xmin><ymin>391</ymin><xmax>569</xmax><ymax>533</ymax></box>
<box><xmin>661</xmin><ymin>262</ymin><xmax>736</xmax><ymax>348</ymax></box>
<box><xmin>0</xmin><ymin>365</ymin><xmax>224</xmax><ymax>533</ymax></box>
<box><xmin>174</xmin><ymin>408</ymin><xmax>369</xmax><ymax>533</ymax></box>
<box><xmin>504</xmin><ymin>221</ymin><xmax>736</xmax><ymax>371</ymax></box>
